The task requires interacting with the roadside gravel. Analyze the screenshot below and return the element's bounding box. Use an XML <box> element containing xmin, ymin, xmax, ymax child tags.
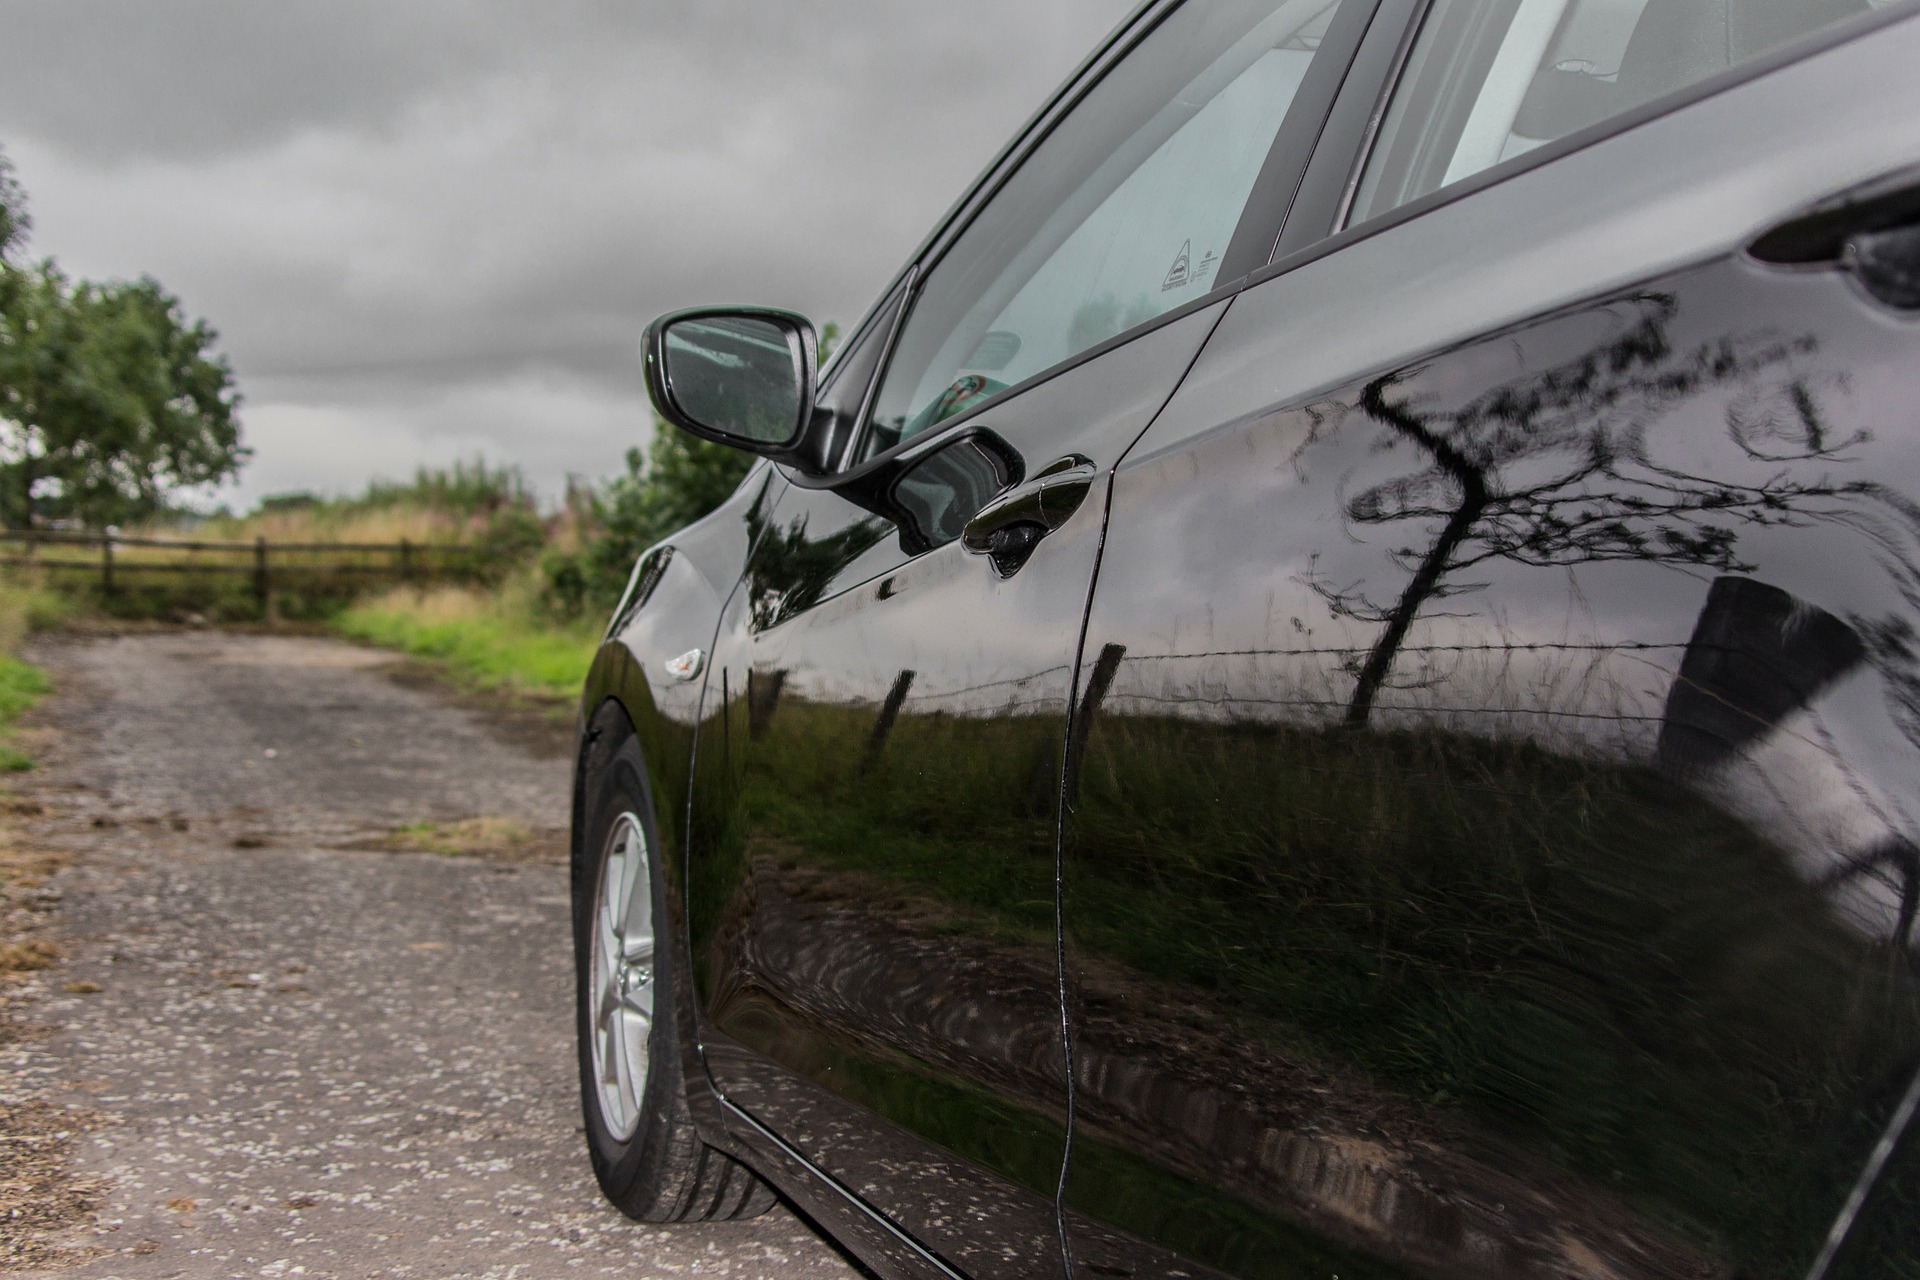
<box><xmin>0</xmin><ymin>630</ymin><xmax>859</xmax><ymax>1280</ymax></box>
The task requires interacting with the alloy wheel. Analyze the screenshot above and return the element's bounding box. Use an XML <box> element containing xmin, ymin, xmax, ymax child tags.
<box><xmin>589</xmin><ymin>810</ymin><xmax>655</xmax><ymax>1141</ymax></box>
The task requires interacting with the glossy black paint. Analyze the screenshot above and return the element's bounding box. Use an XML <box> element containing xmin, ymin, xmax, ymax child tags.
<box><xmin>686</xmin><ymin>304</ymin><xmax>1229</xmax><ymax>1280</ymax></box>
<box><xmin>574</xmin><ymin>461</ymin><xmax>786</xmax><ymax>1162</ymax></box>
<box><xmin>1059</xmin><ymin>225</ymin><xmax>1920</xmax><ymax>1280</ymax></box>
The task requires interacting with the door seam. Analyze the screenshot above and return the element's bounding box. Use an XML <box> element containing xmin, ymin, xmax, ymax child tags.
<box><xmin>1050</xmin><ymin>294</ymin><xmax>1238</xmax><ymax>1278</ymax></box>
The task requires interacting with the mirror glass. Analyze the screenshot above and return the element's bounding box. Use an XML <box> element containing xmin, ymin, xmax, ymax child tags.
<box><xmin>662</xmin><ymin>315</ymin><xmax>805</xmax><ymax>445</ymax></box>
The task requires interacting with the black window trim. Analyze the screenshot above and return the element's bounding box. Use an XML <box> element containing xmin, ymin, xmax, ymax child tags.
<box><xmin>833</xmin><ymin>268</ymin><xmax>916</xmax><ymax>472</ymax></box>
<box><xmin>1267</xmin><ymin>0</ymin><xmax>1920</xmax><ymax>278</ymax></box>
<box><xmin>818</xmin><ymin>0</ymin><xmax>1387</xmax><ymax>483</ymax></box>
<box><xmin>812</xmin><ymin>0</ymin><xmax>1171</xmax><ymax>400</ymax></box>
<box><xmin>799</xmin><ymin>0</ymin><xmax>1917</xmax><ymax>499</ymax></box>
<box><xmin>815</xmin><ymin>269</ymin><xmax>910</xmax><ymax>392</ymax></box>
<box><xmin>1275</xmin><ymin>0</ymin><xmax>1426</xmax><ymax>257</ymax></box>
<box><xmin>1222</xmin><ymin>0</ymin><xmax>1388</xmax><ymax>277</ymax></box>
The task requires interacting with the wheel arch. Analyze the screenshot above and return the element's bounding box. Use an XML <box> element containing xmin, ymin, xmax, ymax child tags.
<box><xmin>572</xmin><ymin>644</ymin><xmax>750</xmax><ymax>1164</ymax></box>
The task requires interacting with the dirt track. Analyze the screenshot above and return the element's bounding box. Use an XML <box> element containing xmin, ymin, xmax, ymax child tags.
<box><xmin>1</xmin><ymin>630</ymin><xmax>858</xmax><ymax>1280</ymax></box>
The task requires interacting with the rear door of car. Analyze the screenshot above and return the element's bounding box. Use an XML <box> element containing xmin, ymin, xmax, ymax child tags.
<box><xmin>678</xmin><ymin>2</ymin><xmax>1387</xmax><ymax>1274</ymax></box>
<box><xmin>1061</xmin><ymin>2</ymin><xmax>1920</xmax><ymax>1277</ymax></box>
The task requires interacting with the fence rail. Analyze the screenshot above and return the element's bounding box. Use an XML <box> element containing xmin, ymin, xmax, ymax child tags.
<box><xmin>0</xmin><ymin>529</ymin><xmax>503</xmax><ymax>612</ymax></box>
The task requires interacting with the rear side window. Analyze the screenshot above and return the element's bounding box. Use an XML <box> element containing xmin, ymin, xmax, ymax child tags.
<box><xmin>860</xmin><ymin>0</ymin><xmax>1347</xmax><ymax>462</ymax></box>
<box><xmin>1350</xmin><ymin>0</ymin><xmax>1872</xmax><ymax>223</ymax></box>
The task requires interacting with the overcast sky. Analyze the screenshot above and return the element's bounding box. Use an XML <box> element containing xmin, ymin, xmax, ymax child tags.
<box><xmin>0</xmin><ymin>0</ymin><xmax>1137</xmax><ymax>509</ymax></box>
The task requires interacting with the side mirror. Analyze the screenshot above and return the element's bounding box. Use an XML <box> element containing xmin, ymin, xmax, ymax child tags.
<box><xmin>642</xmin><ymin>307</ymin><xmax>818</xmax><ymax>458</ymax></box>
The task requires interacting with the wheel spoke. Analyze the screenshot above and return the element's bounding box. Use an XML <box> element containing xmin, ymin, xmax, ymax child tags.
<box><xmin>596</xmin><ymin>969</ymin><xmax>621</xmax><ymax>1032</ymax></box>
<box><xmin>600</xmin><ymin>857</ymin><xmax>625</xmax><ymax>947</ymax></box>
<box><xmin>608</xmin><ymin>837</ymin><xmax>630</xmax><ymax>921</ymax></box>
<box><xmin>587</xmin><ymin>812</ymin><xmax>654</xmax><ymax>1143</ymax></box>
<box><xmin>610</xmin><ymin>1019</ymin><xmax>634</xmax><ymax>1103</ymax></box>
<box><xmin>599</xmin><ymin>916</ymin><xmax>623</xmax><ymax>989</ymax></box>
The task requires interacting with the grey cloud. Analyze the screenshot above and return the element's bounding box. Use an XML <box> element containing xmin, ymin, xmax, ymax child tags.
<box><xmin>0</xmin><ymin>3</ymin><xmax>484</xmax><ymax>160</ymax></box>
<box><xmin>0</xmin><ymin>0</ymin><xmax>1139</xmax><ymax>502</ymax></box>
<box><xmin>0</xmin><ymin>2</ymin><xmax>1137</xmax><ymax>162</ymax></box>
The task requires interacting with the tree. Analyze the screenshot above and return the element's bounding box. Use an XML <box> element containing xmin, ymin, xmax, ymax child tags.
<box><xmin>543</xmin><ymin>427</ymin><xmax>760</xmax><ymax>615</ymax></box>
<box><xmin>1308</xmin><ymin>296</ymin><xmax>1868</xmax><ymax>726</ymax></box>
<box><xmin>0</xmin><ymin>147</ymin><xmax>33</xmax><ymax>382</ymax></box>
<box><xmin>0</xmin><ymin>271</ymin><xmax>245</xmax><ymax>527</ymax></box>
<box><xmin>0</xmin><ymin>148</ymin><xmax>244</xmax><ymax>528</ymax></box>
<box><xmin>0</xmin><ymin>146</ymin><xmax>26</xmax><ymax>265</ymax></box>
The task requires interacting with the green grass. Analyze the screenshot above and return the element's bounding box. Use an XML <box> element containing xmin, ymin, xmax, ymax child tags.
<box><xmin>334</xmin><ymin>584</ymin><xmax>599</xmax><ymax>702</ymax></box>
<box><xmin>0</xmin><ymin>578</ymin><xmax>63</xmax><ymax>770</ymax></box>
<box><xmin>0</xmin><ymin>656</ymin><xmax>48</xmax><ymax>772</ymax></box>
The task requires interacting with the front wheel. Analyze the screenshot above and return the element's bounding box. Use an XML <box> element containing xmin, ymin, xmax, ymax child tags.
<box><xmin>574</xmin><ymin>712</ymin><xmax>774</xmax><ymax>1221</ymax></box>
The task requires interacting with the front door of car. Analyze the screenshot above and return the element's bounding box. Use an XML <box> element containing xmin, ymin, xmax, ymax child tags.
<box><xmin>680</xmin><ymin>1</ymin><xmax>1373</xmax><ymax>1272</ymax></box>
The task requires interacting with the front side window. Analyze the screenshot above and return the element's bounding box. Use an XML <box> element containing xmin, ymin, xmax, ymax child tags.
<box><xmin>860</xmin><ymin>0</ymin><xmax>1347</xmax><ymax>462</ymax></box>
<box><xmin>1349</xmin><ymin>0</ymin><xmax>1871</xmax><ymax>224</ymax></box>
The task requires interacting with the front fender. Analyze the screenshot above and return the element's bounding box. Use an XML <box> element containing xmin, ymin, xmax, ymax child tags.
<box><xmin>571</xmin><ymin>461</ymin><xmax>786</xmax><ymax>1149</ymax></box>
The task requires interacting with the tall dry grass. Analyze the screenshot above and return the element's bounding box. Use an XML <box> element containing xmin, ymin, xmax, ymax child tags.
<box><xmin>176</xmin><ymin>503</ymin><xmax>501</xmax><ymax>548</ymax></box>
<box><xmin>336</xmin><ymin>573</ymin><xmax>600</xmax><ymax>702</ymax></box>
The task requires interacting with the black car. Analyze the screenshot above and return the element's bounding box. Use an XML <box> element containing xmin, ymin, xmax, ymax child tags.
<box><xmin>569</xmin><ymin>1</ymin><xmax>1920</xmax><ymax>1275</ymax></box>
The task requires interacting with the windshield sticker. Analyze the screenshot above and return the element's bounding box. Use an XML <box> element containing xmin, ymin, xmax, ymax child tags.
<box><xmin>1162</xmin><ymin>241</ymin><xmax>1218</xmax><ymax>293</ymax></box>
<box><xmin>1162</xmin><ymin>240</ymin><xmax>1192</xmax><ymax>291</ymax></box>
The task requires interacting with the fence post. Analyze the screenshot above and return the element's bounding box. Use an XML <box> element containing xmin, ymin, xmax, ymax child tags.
<box><xmin>400</xmin><ymin>537</ymin><xmax>414</xmax><ymax>585</ymax></box>
<box><xmin>101</xmin><ymin>532</ymin><xmax>115</xmax><ymax>597</ymax></box>
<box><xmin>253</xmin><ymin>536</ymin><xmax>270</xmax><ymax>617</ymax></box>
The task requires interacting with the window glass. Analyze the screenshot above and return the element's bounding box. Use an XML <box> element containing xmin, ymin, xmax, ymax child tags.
<box><xmin>861</xmin><ymin>0</ymin><xmax>1345</xmax><ymax>462</ymax></box>
<box><xmin>1350</xmin><ymin>0</ymin><xmax>1871</xmax><ymax>224</ymax></box>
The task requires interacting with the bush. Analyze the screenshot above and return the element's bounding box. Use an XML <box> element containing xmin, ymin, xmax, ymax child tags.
<box><xmin>182</xmin><ymin>457</ymin><xmax>543</xmax><ymax>554</ymax></box>
<box><xmin>542</xmin><ymin>430</ymin><xmax>754</xmax><ymax>618</ymax></box>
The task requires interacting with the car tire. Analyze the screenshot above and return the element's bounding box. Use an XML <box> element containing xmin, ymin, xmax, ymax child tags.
<box><xmin>574</xmin><ymin>706</ymin><xmax>776</xmax><ymax>1221</ymax></box>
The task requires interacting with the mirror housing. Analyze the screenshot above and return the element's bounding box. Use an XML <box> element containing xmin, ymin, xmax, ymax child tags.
<box><xmin>642</xmin><ymin>306</ymin><xmax>820</xmax><ymax>465</ymax></box>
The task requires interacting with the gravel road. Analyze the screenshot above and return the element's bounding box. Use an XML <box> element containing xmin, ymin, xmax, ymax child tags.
<box><xmin>3</xmin><ymin>630</ymin><xmax>860</xmax><ymax>1280</ymax></box>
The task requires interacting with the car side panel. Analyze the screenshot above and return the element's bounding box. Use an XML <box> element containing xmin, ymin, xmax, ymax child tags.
<box><xmin>1059</xmin><ymin>16</ymin><xmax>1920</xmax><ymax>1280</ymax></box>
<box><xmin>687</xmin><ymin>304</ymin><xmax>1231</xmax><ymax>1280</ymax></box>
<box><xmin>575</xmin><ymin>464</ymin><xmax>784</xmax><ymax>1146</ymax></box>
<box><xmin>580</xmin><ymin>462</ymin><xmax>781</xmax><ymax>877</ymax></box>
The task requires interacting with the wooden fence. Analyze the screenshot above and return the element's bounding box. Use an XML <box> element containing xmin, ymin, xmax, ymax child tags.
<box><xmin>0</xmin><ymin>529</ymin><xmax>502</xmax><ymax>611</ymax></box>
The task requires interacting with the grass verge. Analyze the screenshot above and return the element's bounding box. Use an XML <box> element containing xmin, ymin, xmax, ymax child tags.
<box><xmin>335</xmin><ymin>581</ymin><xmax>599</xmax><ymax>704</ymax></box>
<box><xmin>0</xmin><ymin>657</ymin><xmax>50</xmax><ymax>771</ymax></box>
<box><xmin>0</xmin><ymin>576</ymin><xmax>67</xmax><ymax>770</ymax></box>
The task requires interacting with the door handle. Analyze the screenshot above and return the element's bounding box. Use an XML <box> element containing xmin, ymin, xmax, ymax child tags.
<box><xmin>961</xmin><ymin>454</ymin><xmax>1097</xmax><ymax>576</ymax></box>
<box><xmin>1750</xmin><ymin>166</ymin><xmax>1920</xmax><ymax>310</ymax></box>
